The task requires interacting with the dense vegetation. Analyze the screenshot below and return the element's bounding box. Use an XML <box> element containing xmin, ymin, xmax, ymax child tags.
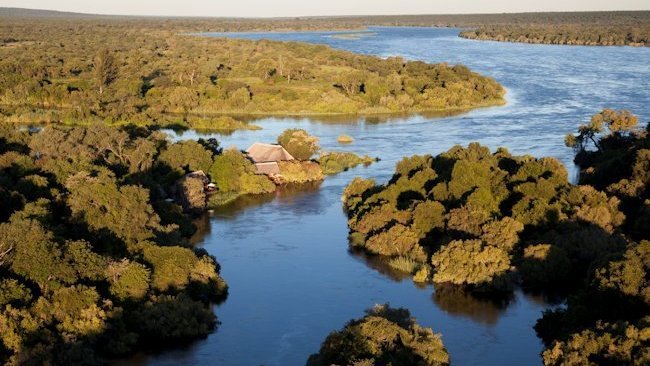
<box><xmin>0</xmin><ymin>15</ymin><xmax>503</xmax><ymax>128</ymax></box>
<box><xmin>307</xmin><ymin>304</ymin><xmax>449</xmax><ymax>366</ymax></box>
<box><xmin>460</xmin><ymin>24</ymin><xmax>648</xmax><ymax>47</ymax></box>
<box><xmin>343</xmin><ymin>110</ymin><xmax>649</xmax><ymax>364</ymax></box>
<box><xmin>2</xmin><ymin>8</ymin><xmax>647</xmax><ymax>52</ymax></box>
<box><xmin>535</xmin><ymin>109</ymin><xmax>650</xmax><ymax>365</ymax></box>
<box><xmin>0</xmin><ymin>124</ymin><xmax>229</xmax><ymax>365</ymax></box>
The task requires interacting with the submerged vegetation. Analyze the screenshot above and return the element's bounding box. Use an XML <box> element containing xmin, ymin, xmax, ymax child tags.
<box><xmin>343</xmin><ymin>109</ymin><xmax>649</xmax><ymax>364</ymax></box>
<box><xmin>0</xmin><ymin>124</ymin><xmax>228</xmax><ymax>365</ymax></box>
<box><xmin>307</xmin><ymin>304</ymin><xmax>449</xmax><ymax>366</ymax></box>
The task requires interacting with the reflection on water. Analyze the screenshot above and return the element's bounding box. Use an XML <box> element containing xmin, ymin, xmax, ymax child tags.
<box><xmin>349</xmin><ymin>248</ymin><xmax>415</xmax><ymax>282</ymax></box>
<box><xmin>131</xmin><ymin>27</ymin><xmax>649</xmax><ymax>366</ymax></box>
<box><xmin>432</xmin><ymin>284</ymin><xmax>514</xmax><ymax>326</ymax></box>
<box><xmin>211</xmin><ymin>181</ymin><xmax>325</xmax><ymax>218</ymax></box>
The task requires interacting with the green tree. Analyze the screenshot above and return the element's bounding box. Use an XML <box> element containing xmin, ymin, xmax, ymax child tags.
<box><xmin>277</xmin><ymin>129</ymin><xmax>320</xmax><ymax>161</ymax></box>
<box><xmin>93</xmin><ymin>48</ymin><xmax>118</xmax><ymax>95</ymax></box>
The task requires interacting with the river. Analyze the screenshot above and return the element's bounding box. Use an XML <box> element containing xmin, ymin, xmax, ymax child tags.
<box><xmin>126</xmin><ymin>27</ymin><xmax>650</xmax><ymax>365</ymax></box>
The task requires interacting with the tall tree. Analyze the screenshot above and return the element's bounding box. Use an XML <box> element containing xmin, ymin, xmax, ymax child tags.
<box><xmin>93</xmin><ymin>48</ymin><xmax>118</xmax><ymax>95</ymax></box>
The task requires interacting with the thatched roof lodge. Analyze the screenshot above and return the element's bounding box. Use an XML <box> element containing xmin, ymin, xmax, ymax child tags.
<box><xmin>246</xmin><ymin>143</ymin><xmax>294</xmax><ymax>175</ymax></box>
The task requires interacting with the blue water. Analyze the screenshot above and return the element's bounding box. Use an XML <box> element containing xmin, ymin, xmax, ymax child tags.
<box><xmin>129</xmin><ymin>27</ymin><xmax>650</xmax><ymax>365</ymax></box>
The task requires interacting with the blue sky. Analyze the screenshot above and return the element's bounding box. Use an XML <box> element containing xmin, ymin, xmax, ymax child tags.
<box><xmin>1</xmin><ymin>0</ymin><xmax>648</xmax><ymax>17</ymax></box>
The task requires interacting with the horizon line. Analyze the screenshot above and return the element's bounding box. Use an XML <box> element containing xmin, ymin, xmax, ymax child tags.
<box><xmin>2</xmin><ymin>6</ymin><xmax>650</xmax><ymax>20</ymax></box>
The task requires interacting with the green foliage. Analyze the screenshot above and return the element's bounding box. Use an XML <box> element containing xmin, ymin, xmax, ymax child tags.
<box><xmin>317</xmin><ymin>151</ymin><xmax>374</xmax><ymax>175</ymax></box>
<box><xmin>186</xmin><ymin>116</ymin><xmax>262</xmax><ymax>132</ymax></box>
<box><xmin>595</xmin><ymin>241</ymin><xmax>650</xmax><ymax>305</ymax></box>
<box><xmin>542</xmin><ymin>317</ymin><xmax>650</xmax><ymax>366</ymax></box>
<box><xmin>0</xmin><ymin>279</ymin><xmax>32</xmax><ymax>307</ymax></box>
<box><xmin>277</xmin><ymin>129</ymin><xmax>320</xmax><ymax>161</ymax></box>
<box><xmin>157</xmin><ymin>140</ymin><xmax>214</xmax><ymax>175</ymax></box>
<box><xmin>0</xmin><ymin>18</ymin><xmax>504</xmax><ymax>126</ymax></box>
<box><xmin>66</xmin><ymin>171</ymin><xmax>165</xmax><ymax>245</ymax></box>
<box><xmin>342</xmin><ymin>177</ymin><xmax>376</xmax><ymax>212</ymax></box>
<box><xmin>132</xmin><ymin>294</ymin><xmax>217</xmax><ymax>344</ymax></box>
<box><xmin>1</xmin><ymin>215</ymin><xmax>75</xmax><ymax>288</ymax></box>
<box><xmin>307</xmin><ymin>304</ymin><xmax>449</xmax><ymax>366</ymax></box>
<box><xmin>411</xmin><ymin>201</ymin><xmax>446</xmax><ymax>238</ymax></box>
<box><xmin>460</xmin><ymin>19</ymin><xmax>649</xmax><ymax>47</ymax></box>
<box><xmin>566</xmin><ymin>109</ymin><xmax>640</xmax><ymax>153</ymax></box>
<box><xmin>278</xmin><ymin>161</ymin><xmax>324</xmax><ymax>183</ymax></box>
<box><xmin>0</xmin><ymin>124</ymin><xmax>228</xmax><ymax>363</ymax></box>
<box><xmin>107</xmin><ymin>260</ymin><xmax>151</xmax><ymax>301</ymax></box>
<box><xmin>208</xmin><ymin>149</ymin><xmax>275</xmax><ymax>203</ymax></box>
<box><xmin>365</xmin><ymin>224</ymin><xmax>425</xmax><ymax>261</ymax></box>
<box><xmin>344</xmin><ymin>142</ymin><xmax>630</xmax><ymax>295</ymax></box>
<box><xmin>431</xmin><ymin>240</ymin><xmax>511</xmax><ymax>288</ymax></box>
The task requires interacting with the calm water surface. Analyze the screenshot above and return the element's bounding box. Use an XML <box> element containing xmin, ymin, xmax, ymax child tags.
<box><xmin>132</xmin><ymin>28</ymin><xmax>650</xmax><ymax>365</ymax></box>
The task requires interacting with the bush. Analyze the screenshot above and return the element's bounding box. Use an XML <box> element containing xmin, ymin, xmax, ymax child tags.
<box><xmin>431</xmin><ymin>240</ymin><xmax>511</xmax><ymax>288</ymax></box>
<box><xmin>278</xmin><ymin>161</ymin><xmax>324</xmax><ymax>183</ymax></box>
<box><xmin>317</xmin><ymin>151</ymin><xmax>374</xmax><ymax>175</ymax></box>
<box><xmin>307</xmin><ymin>304</ymin><xmax>449</xmax><ymax>366</ymax></box>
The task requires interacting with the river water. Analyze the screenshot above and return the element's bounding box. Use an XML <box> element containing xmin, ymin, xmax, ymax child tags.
<box><xmin>130</xmin><ymin>27</ymin><xmax>650</xmax><ymax>365</ymax></box>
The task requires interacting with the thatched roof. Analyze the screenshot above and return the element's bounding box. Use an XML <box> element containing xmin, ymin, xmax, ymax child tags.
<box><xmin>246</xmin><ymin>143</ymin><xmax>294</xmax><ymax>163</ymax></box>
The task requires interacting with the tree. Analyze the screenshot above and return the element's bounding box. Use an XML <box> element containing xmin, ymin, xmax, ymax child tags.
<box><xmin>565</xmin><ymin>109</ymin><xmax>639</xmax><ymax>153</ymax></box>
<box><xmin>277</xmin><ymin>129</ymin><xmax>320</xmax><ymax>161</ymax></box>
<box><xmin>157</xmin><ymin>140</ymin><xmax>214</xmax><ymax>174</ymax></box>
<box><xmin>65</xmin><ymin>171</ymin><xmax>164</xmax><ymax>245</ymax></box>
<box><xmin>93</xmin><ymin>48</ymin><xmax>118</xmax><ymax>95</ymax></box>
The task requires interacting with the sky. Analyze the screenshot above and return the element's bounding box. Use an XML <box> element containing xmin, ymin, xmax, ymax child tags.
<box><xmin>0</xmin><ymin>0</ymin><xmax>648</xmax><ymax>18</ymax></box>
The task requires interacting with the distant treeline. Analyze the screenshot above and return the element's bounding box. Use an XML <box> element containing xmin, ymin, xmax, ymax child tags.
<box><xmin>1</xmin><ymin>8</ymin><xmax>648</xmax><ymax>47</ymax></box>
<box><xmin>460</xmin><ymin>24</ymin><xmax>648</xmax><ymax>46</ymax></box>
<box><xmin>0</xmin><ymin>15</ymin><xmax>503</xmax><ymax>127</ymax></box>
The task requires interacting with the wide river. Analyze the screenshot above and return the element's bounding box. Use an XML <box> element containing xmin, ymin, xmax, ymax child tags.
<box><xmin>127</xmin><ymin>27</ymin><xmax>650</xmax><ymax>365</ymax></box>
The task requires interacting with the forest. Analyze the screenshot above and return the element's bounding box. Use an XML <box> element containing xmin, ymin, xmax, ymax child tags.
<box><xmin>0</xmin><ymin>14</ymin><xmax>503</xmax><ymax>128</ymax></box>
<box><xmin>341</xmin><ymin>109</ymin><xmax>649</xmax><ymax>364</ymax></box>
<box><xmin>2</xmin><ymin>8</ymin><xmax>648</xmax><ymax>47</ymax></box>
<box><xmin>1</xmin><ymin>8</ymin><xmax>649</xmax><ymax>365</ymax></box>
<box><xmin>0</xmin><ymin>124</ymin><xmax>231</xmax><ymax>364</ymax></box>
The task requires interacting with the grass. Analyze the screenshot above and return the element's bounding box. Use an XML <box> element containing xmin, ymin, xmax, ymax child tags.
<box><xmin>387</xmin><ymin>256</ymin><xmax>420</xmax><ymax>274</ymax></box>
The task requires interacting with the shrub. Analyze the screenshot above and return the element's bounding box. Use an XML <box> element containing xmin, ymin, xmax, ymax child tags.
<box><xmin>431</xmin><ymin>240</ymin><xmax>511</xmax><ymax>287</ymax></box>
<box><xmin>278</xmin><ymin>161</ymin><xmax>324</xmax><ymax>183</ymax></box>
<box><xmin>307</xmin><ymin>304</ymin><xmax>449</xmax><ymax>366</ymax></box>
<box><xmin>317</xmin><ymin>151</ymin><xmax>374</xmax><ymax>175</ymax></box>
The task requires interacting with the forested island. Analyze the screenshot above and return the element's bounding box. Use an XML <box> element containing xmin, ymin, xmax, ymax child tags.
<box><xmin>0</xmin><ymin>12</ymin><xmax>504</xmax><ymax>128</ymax></box>
<box><xmin>341</xmin><ymin>109</ymin><xmax>649</xmax><ymax>364</ymax></box>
